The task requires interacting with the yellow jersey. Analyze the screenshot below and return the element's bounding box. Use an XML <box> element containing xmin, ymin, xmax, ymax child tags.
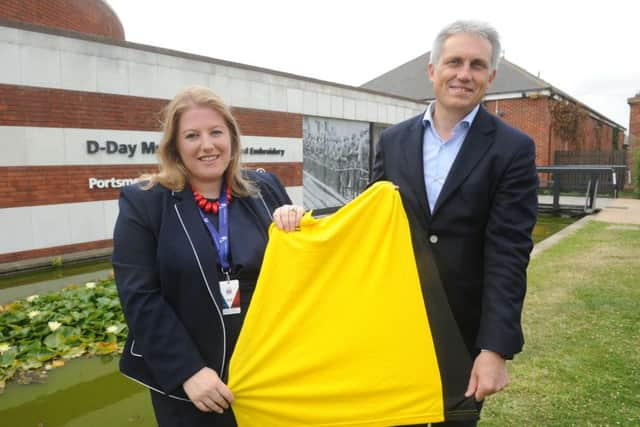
<box><xmin>228</xmin><ymin>181</ymin><xmax>477</xmax><ymax>426</ymax></box>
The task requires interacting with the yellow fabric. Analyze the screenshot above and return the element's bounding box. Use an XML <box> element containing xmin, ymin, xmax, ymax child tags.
<box><xmin>228</xmin><ymin>181</ymin><xmax>444</xmax><ymax>426</ymax></box>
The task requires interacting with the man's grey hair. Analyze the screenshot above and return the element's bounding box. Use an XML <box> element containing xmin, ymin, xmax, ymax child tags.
<box><xmin>429</xmin><ymin>20</ymin><xmax>501</xmax><ymax>71</ymax></box>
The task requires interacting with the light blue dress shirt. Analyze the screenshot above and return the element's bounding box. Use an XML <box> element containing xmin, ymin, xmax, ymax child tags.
<box><xmin>423</xmin><ymin>104</ymin><xmax>480</xmax><ymax>213</ymax></box>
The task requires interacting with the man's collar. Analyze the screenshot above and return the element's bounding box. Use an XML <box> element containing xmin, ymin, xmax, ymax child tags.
<box><xmin>422</xmin><ymin>103</ymin><xmax>481</xmax><ymax>130</ymax></box>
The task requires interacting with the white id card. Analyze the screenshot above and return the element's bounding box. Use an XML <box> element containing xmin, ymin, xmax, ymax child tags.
<box><xmin>220</xmin><ymin>279</ymin><xmax>241</xmax><ymax>315</ymax></box>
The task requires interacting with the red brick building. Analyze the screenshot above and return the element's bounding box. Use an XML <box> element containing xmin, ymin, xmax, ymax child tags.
<box><xmin>628</xmin><ymin>94</ymin><xmax>640</xmax><ymax>190</ymax></box>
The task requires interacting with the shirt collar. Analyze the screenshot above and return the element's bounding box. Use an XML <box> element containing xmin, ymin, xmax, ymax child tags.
<box><xmin>422</xmin><ymin>103</ymin><xmax>480</xmax><ymax>131</ymax></box>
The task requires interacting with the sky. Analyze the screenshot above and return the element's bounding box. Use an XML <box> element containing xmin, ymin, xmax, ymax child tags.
<box><xmin>106</xmin><ymin>0</ymin><xmax>639</xmax><ymax>129</ymax></box>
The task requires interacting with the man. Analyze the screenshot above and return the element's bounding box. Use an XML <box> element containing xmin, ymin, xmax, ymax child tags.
<box><xmin>372</xmin><ymin>20</ymin><xmax>538</xmax><ymax>426</ymax></box>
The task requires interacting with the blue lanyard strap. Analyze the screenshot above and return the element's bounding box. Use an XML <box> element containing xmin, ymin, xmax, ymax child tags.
<box><xmin>198</xmin><ymin>184</ymin><xmax>230</xmax><ymax>272</ymax></box>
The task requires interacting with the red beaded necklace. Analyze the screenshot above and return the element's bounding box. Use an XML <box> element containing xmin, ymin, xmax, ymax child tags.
<box><xmin>192</xmin><ymin>185</ymin><xmax>232</xmax><ymax>215</ymax></box>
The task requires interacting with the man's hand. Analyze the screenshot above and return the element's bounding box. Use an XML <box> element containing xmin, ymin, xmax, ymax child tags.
<box><xmin>183</xmin><ymin>367</ymin><xmax>234</xmax><ymax>413</ymax></box>
<box><xmin>464</xmin><ymin>350</ymin><xmax>509</xmax><ymax>401</ymax></box>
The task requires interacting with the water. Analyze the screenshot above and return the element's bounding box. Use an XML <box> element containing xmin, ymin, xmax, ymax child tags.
<box><xmin>532</xmin><ymin>214</ymin><xmax>577</xmax><ymax>243</ymax></box>
<box><xmin>0</xmin><ymin>356</ymin><xmax>155</xmax><ymax>427</ymax></box>
<box><xmin>0</xmin><ymin>260</ymin><xmax>112</xmax><ymax>290</ymax></box>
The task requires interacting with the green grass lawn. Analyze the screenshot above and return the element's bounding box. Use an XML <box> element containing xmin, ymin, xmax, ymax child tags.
<box><xmin>480</xmin><ymin>220</ymin><xmax>640</xmax><ymax>426</ymax></box>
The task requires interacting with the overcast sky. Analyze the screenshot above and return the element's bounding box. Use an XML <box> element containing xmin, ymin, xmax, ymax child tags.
<box><xmin>107</xmin><ymin>0</ymin><xmax>638</xmax><ymax>129</ymax></box>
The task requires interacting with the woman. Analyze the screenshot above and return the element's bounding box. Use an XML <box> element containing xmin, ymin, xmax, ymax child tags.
<box><xmin>112</xmin><ymin>86</ymin><xmax>302</xmax><ymax>426</ymax></box>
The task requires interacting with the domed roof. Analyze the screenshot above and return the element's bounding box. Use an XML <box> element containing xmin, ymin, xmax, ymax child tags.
<box><xmin>0</xmin><ymin>0</ymin><xmax>125</xmax><ymax>40</ymax></box>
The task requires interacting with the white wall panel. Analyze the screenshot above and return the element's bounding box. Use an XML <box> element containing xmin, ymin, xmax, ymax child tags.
<box><xmin>60</xmin><ymin>51</ymin><xmax>97</xmax><ymax>92</ymax></box>
<box><xmin>156</xmin><ymin>54</ymin><xmax>214</xmax><ymax>75</ymax></box>
<box><xmin>24</xmin><ymin>127</ymin><xmax>66</xmax><ymax>165</ymax></box>
<box><xmin>330</xmin><ymin>96</ymin><xmax>343</xmax><ymax>117</ymax></box>
<box><xmin>317</xmin><ymin>93</ymin><xmax>331</xmax><ymax>117</ymax></box>
<box><xmin>367</xmin><ymin>102</ymin><xmax>378</xmax><ymax>122</ymax></box>
<box><xmin>128</xmin><ymin>48</ymin><xmax>157</xmax><ymax>66</ymax></box>
<box><xmin>269</xmin><ymin>85</ymin><xmax>287</xmax><ymax>112</ymax></box>
<box><xmin>31</xmin><ymin>204</ymin><xmax>71</xmax><ymax>249</ymax></box>
<box><xmin>209</xmin><ymin>74</ymin><xmax>233</xmax><ymax>103</ymax></box>
<box><xmin>302</xmin><ymin>91</ymin><xmax>317</xmax><ymax>116</ymax></box>
<box><xmin>63</xmin><ymin>128</ymin><xmax>162</xmax><ymax>165</ymax></box>
<box><xmin>20</xmin><ymin>45</ymin><xmax>60</xmax><ymax>87</ymax></box>
<box><xmin>102</xmin><ymin>199</ymin><xmax>120</xmax><ymax>239</ymax></box>
<box><xmin>0</xmin><ymin>126</ymin><xmax>27</xmax><ymax>166</ymax></box>
<box><xmin>231</xmin><ymin>78</ymin><xmax>251</xmax><ymax>107</ymax></box>
<box><xmin>0</xmin><ymin>26</ymin><xmax>19</xmax><ymax>44</ymax></box>
<box><xmin>0</xmin><ymin>200</ymin><xmax>122</xmax><ymax>254</ymax></box>
<box><xmin>387</xmin><ymin>105</ymin><xmax>398</xmax><ymax>124</ymax></box>
<box><xmin>285</xmin><ymin>186</ymin><xmax>303</xmax><ymax>207</ymax></box>
<box><xmin>96</xmin><ymin>56</ymin><xmax>129</xmax><ymax>95</ymax></box>
<box><xmin>377</xmin><ymin>104</ymin><xmax>388</xmax><ymax>124</ymax></box>
<box><xmin>286</xmin><ymin>88</ymin><xmax>303</xmax><ymax>113</ymax></box>
<box><xmin>69</xmin><ymin>201</ymin><xmax>106</xmax><ymax>243</ymax></box>
<box><xmin>0</xmin><ymin>41</ymin><xmax>20</xmax><ymax>84</ymax></box>
<box><xmin>0</xmin><ymin>126</ymin><xmax>303</xmax><ymax>166</ymax></box>
<box><xmin>355</xmin><ymin>100</ymin><xmax>368</xmax><ymax>121</ymax></box>
<box><xmin>343</xmin><ymin>98</ymin><xmax>356</xmax><ymax>120</ymax></box>
<box><xmin>16</xmin><ymin>27</ymin><xmax>58</xmax><ymax>50</ymax></box>
<box><xmin>0</xmin><ymin>207</ymin><xmax>34</xmax><ymax>253</ymax></box>
<box><xmin>128</xmin><ymin>61</ymin><xmax>157</xmax><ymax>98</ymax></box>
<box><xmin>241</xmin><ymin>136</ymin><xmax>302</xmax><ymax>163</ymax></box>
<box><xmin>0</xmin><ymin>190</ymin><xmax>308</xmax><ymax>255</ymax></box>
<box><xmin>250</xmin><ymin>81</ymin><xmax>270</xmax><ymax>110</ymax></box>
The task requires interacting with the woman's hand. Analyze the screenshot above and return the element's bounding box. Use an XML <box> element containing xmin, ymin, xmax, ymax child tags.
<box><xmin>273</xmin><ymin>204</ymin><xmax>304</xmax><ymax>232</ymax></box>
<box><xmin>183</xmin><ymin>367</ymin><xmax>234</xmax><ymax>413</ymax></box>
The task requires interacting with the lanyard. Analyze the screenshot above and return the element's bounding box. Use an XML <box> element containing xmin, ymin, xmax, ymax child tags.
<box><xmin>198</xmin><ymin>184</ymin><xmax>230</xmax><ymax>273</ymax></box>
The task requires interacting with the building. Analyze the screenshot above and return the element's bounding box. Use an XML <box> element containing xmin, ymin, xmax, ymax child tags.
<box><xmin>628</xmin><ymin>94</ymin><xmax>640</xmax><ymax>140</ymax></box>
<box><xmin>0</xmin><ymin>0</ymin><xmax>426</xmax><ymax>270</ymax></box>
<box><xmin>628</xmin><ymin>93</ymin><xmax>640</xmax><ymax>189</ymax></box>
<box><xmin>362</xmin><ymin>52</ymin><xmax>627</xmax><ymax>167</ymax></box>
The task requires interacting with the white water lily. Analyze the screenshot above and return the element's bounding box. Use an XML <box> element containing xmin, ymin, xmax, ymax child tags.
<box><xmin>0</xmin><ymin>343</ymin><xmax>10</xmax><ymax>354</ymax></box>
<box><xmin>48</xmin><ymin>321</ymin><xmax>62</xmax><ymax>332</ymax></box>
<box><xmin>85</xmin><ymin>282</ymin><xmax>96</xmax><ymax>289</ymax></box>
<box><xmin>106</xmin><ymin>325</ymin><xmax>118</xmax><ymax>334</ymax></box>
<box><xmin>28</xmin><ymin>310</ymin><xmax>41</xmax><ymax>319</ymax></box>
<box><xmin>26</xmin><ymin>294</ymin><xmax>39</xmax><ymax>303</ymax></box>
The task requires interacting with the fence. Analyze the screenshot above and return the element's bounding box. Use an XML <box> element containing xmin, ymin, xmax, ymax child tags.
<box><xmin>552</xmin><ymin>150</ymin><xmax>627</xmax><ymax>194</ymax></box>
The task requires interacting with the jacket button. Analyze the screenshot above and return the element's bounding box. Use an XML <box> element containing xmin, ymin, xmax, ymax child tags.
<box><xmin>429</xmin><ymin>234</ymin><xmax>438</xmax><ymax>244</ymax></box>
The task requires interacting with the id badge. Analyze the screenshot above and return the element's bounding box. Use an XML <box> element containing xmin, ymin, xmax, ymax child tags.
<box><xmin>220</xmin><ymin>279</ymin><xmax>241</xmax><ymax>315</ymax></box>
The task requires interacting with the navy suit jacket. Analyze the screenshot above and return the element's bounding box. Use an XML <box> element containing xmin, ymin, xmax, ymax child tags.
<box><xmin>112</xmin><ymin>170</ymin><xmax>290</xmax><ymax>400</ymax></box>
<box><xmin>372</xmin><ymin>106</ymin><xmax>538</xmax><ymax>358</ymax></box>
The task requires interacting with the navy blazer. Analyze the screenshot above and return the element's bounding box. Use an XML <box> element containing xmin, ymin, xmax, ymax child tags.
<box><xmin>372</xmin><ymin>106</ymin><xmax>538</xmax><ymax>358</ymax></box>
<box><xmin>112</xmin><ymin>170</ymin><xmax>291</xmax><ymax>400</ymax></box>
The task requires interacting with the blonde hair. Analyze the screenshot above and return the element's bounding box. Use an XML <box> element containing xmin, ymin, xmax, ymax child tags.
<box><xmin>140</xmin><ymin>86</ymin><xmax>255</xmax><ymax>196</ymax></box>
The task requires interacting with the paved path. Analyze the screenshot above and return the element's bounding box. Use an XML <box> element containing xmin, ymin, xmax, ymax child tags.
<box><xmin>592</xmin><ymin>198</ymin><xmax>640</xmax><ymax>225</ymax></box>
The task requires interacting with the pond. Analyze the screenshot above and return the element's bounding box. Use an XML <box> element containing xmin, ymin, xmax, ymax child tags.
<box><xmin>0</xmin><ymin>214</ymin><xmax>577</xmax><ymax>425</ymax></box>
<box><xmin>0</xmin><ymin>356</ymin><xmax>155</xmax><ymax>426</ymax></box>
<box><xmin>0</xmin><ymin>259</ymin><xmax>113</xmax><ymax>290</ymax></box>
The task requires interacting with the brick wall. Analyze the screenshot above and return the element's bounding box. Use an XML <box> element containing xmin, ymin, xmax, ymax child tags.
<box><xmin>0</xmin><ymin>85</ymin><xmax>303</xmax><ymax>137</ymax></box>
<box><xmin>628</xmin><ymin>96</ymin><xmax>640</xmax><ymax>191</ymax></box>
<box><xmin>0</xmin><ymin>0</ymin><xmax>125</xmax><ymax>40</ymax></box>
<box><xmin>485</xmin><ymin>96</ymin><xmax>623</xmax><ymax>166</ymax></box>
<box><xmin>484</xmin><ymin>97</ymin><xmax>552</xmax><ymax>166</ymax></box>
<box><xmin>0</xmin><ymin>163</ymin><xmax>302</xmax><ymax>208</ymax></box>
<box><xmin>629</xmin><ymin>96</ymin><xmax>640</xmax><ymax>138</ymax></box>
